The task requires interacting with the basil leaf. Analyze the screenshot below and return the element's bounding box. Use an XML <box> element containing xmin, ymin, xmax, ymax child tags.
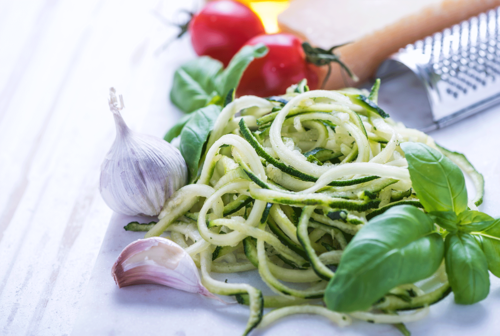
<box><xmin>164</xmin><ymin>114</ymin><xmax>193</xmax><ymax>142</ymax></box>
<box><xmin>445</xmin><ymin>232</ymin><xmax>489</xmax><ymax>304</ymax></box>
<box><xmin>324</xmin><ymin>205</ymin><xmax>444</xmax><ymax>313</ymax></box>
<box><xmin>170</xmin><ymin>57</ymin><xmax>223</xmax><ymax>113</ymax></box>
<box><xmin>457</xmin><ymin>212</ymin><xmax>495</xmax><ymax>232</ymax></box>
<box><xmin>180</xmin><ymin>105</ymin><xmax>222</xmax><ymax>181</ymax></box>
<box><xmin>215</xmin><ymin>44</ymin><xmax>268</xmax><ymax>99</ymax></box>
<box><xmin>469</xmin><ymin>219</ymin><xmax>500</xmax><ymax>277</ymax></box>
<box><xmin>458</xmin><ymin>210</ymin><xmax>493</xmax><ymax>225</ymax></box>
<box><xmin>401</xmin><ymin>142</ymin><xmax>468</xmax><ymax>215</ymax></box>
<box><xmin>429</xmin><ymin>211</ymin><xmax>458</xmax><ymax>231</ymax></box>
<box><xmin>462</xmin><ymin>220</ymin><xmax>498</xmax><ymax>233</ymax></box>
<box><xmin>479</xmin><ymin>235</ymin><xmax>500</xmax><ymax>278</ymax></box>
<box><xmin>480</xmin><ymin>218</ymin><xmax>500</xmax><ymax>236</ymax></box>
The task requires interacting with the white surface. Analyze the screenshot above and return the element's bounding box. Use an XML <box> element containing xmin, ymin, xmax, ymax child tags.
<box><xmin>0</xmin><ymin>0</ymin><xmax>195</xmax><ymax>335</ymax></box>
<box><xmin>72</xmin><ymin>73</ymin><xmax>500</xmax><ymax>335</ymax></box>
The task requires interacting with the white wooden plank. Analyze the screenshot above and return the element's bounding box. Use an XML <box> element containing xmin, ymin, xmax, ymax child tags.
<box><xmin>0</xmin><ymin>0</ymin><xmax>169</xmax><ymax>334</ymax></box>
<box><xmin>0</xmin><ymin>0</ymin><xmax>58</xmax><ymax>123</ymax></box>
<box><xmin>0</xmin><ymin>0</ymin><xmax>103</xmax><ymax>240</ymax></box>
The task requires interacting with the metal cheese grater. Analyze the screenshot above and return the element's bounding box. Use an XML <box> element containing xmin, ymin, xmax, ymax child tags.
<box><xmin>376</xmin><ymin>7</ymin><xmax>500</xmax><ymax>132</ymax></box>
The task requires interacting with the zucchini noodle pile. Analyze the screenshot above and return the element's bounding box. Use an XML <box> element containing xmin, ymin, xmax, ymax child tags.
<box><xmin>137</xmin><ymin>85</ymin><xmax>481</xmax><ymax>335</ymax></box>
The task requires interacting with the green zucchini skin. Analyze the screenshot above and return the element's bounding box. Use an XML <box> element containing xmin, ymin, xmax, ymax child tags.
<box><xmin>250</xmin><ymin>186</ymin><xmax>381</xmax><ymax>212</ymax></box>
<box><xmin>241</xmin><ymin>119</ymin><xmax>381</xmax><ymax>187</ymax></box>
<box><xmin>265</xmin><ymin>96</ymin><xmax>289</xmax><ymax>106</ymax></box>
<box><xmin>223</xmin><ymin>195</ymin><xmax>253</xmax><ymax>217</ymax></box>
<box><xmin>243</xmin><ymin>237</ymin><xmax>259</xmax><ymax>266</ymax></box>
<box><xmin>240</xmin><ymin>118</ymin><xmax>318</xmax><ymax>182</ymax></box>
<box><xmin>366</xmin><ymin>200</ymin><xmax>423</xmax><ymax>220</ymax></box>
<box><xmin>260</xmin><ymin>203</ymin><xmax>273</xmax><ymax>224</ymax></box>
<box><xmin>236</xmin><ymin>294</ymin><xmax>316</xmax><ymax>308</ymax></box>
<box><xmin>374</xmin><ymin>283</ymin><xmax>452</xmax><ymax>311</ymax></box>
<box><xmin>123</xmin><ymin>221</ymin><xmax>156</xmax><ymax>231</ymax></box>
<box><xmin>243</xmin><ymin>168</ymin><xmax>271</xmax><ymax>189</ymax></box>
<box><xmin>354</xmin><ymin>95</ymin><xmax>390</xmax><ymax>118</ymax></box>
<box><xmin>390</xmin><ymin>188</ymin><xmax>413</xmax><ymax>202</ymax></box>
<box><xmin>268</xmin><ymin>217</ymin><xmax>308</xmax><ymax>259</ymax></box>
<box><xmin>304</xmin><ymin>147</ymin><xmax>342</xmax><ymax>165</ymax></box>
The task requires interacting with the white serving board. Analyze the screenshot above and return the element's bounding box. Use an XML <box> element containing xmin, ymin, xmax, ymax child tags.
<box><xmin>72</xmin><ymin>83</ymin><xmax>500</xmax><ymax>336</ymax></box>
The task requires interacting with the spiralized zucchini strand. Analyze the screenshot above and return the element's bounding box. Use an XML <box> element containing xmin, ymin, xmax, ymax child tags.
<box><xmin>259</xmin><ymin>305</ymin><xmax>351</xmax><ymax>329</ymax></box>
<box><xmin>270</xmin><ymin>90</ymin><xmax>362</xmax><ymax>177</ymax></box>
<box><xmin>197</xmin><ymin>181</ymin><xmax>251</xmax><ymax>246</ymax></box>
<box><xmin>209</xmin><ymin>218</ymin><xmax>306</xmax><ymax>265</ymax></box>
<box><xmin>350</xmin><ymin>307</ymin><xmax>429</xmax><ymax>324</ymax></box>
<box><xmin>256</xmin><ymin>222</ymin><xmax>326</xmax><ymax>299</ymax></box>
<box><xmin>301</xmin><ymin>163</ymin><xmax>410</xmax><ymax>194</ymax></box>
<box><xmin>199</xmin><ymin>134</ymin><xmax>266</xmax><ymax>185</ymax></box>
<box><xmin>206</xmin><ymin>96</ymin><xmax>273</xmax><ymax>152</ymax></box>
<box><xmin>297</xmin><ymin>207</ymin><xmax>335</xmax><ymax>280</ymax></box>
<box><xmin>146</xmin><ymin>184</ymin><xmax>220</xmax><ymax>238</ymax></box>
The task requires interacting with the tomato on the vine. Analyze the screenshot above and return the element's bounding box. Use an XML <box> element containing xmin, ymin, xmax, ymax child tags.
<box><xmin>236</xmin><ymin>34</ymin><xmax>320</xmax><ymax>97</ymax></box>
<box><xmin>189</xmin><ymin>0</ymin><xmax>265</xmax><ymax>67</ymax></box>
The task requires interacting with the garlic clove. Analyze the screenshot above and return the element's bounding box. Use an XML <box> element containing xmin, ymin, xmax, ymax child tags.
<box><xmin>100</xmin><ymin>88</ymin><xmax>188</xmax><ymax>216</ymax></box>
<box><xmin>112</xmin><ymin>237</ymin><xmax>222</xmax><ymax>301</ymax></box>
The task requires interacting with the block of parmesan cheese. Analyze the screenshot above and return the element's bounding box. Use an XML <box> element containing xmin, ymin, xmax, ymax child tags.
<box><xmin>278</xmin><ymin>0</ymin><xmax>500</xmax><ymax>89</ymax></box>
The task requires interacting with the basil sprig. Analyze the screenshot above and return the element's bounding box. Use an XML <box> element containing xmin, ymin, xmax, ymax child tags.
<box><xmin>170</xmin><ymin>44</ymin><xmax>268</xmax><ymax>114</ymax></box>
<box><xmin>325</xmin><ymin>142</ymin><xmax>499</xmax><ymax>313</ymax></box>
<box><xmin>166</xmin><ymin>44</ymin><xmax>268</xmax><ymax>181</ymax></box>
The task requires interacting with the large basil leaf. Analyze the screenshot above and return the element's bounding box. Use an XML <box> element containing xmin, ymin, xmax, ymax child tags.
<box><xmin>445</xmin><ymin>232</ymin><xmax>490</xmax><ymax>304</ymax></box>
<box><xmin>215</xmin><ymin>44</ymin><xmax>268</xmax><ymax>98</ymax></box>
<box><xmin>324</xmin><ymin>205</ymin><xmax>444</xmax><ymax>313</ymax></box>
<box><xmin>465</xmin><ymin>219</ymin><xmax>500</xmax><ymax>278</ymax></box>
<box><xmin>401</xmin><ymin>142</ymin><xmax>468</xmax><ymax>215</ymax></box>
<box><xmin>180</xmin><ymin>105</ymin><xmax>222</xmax><ymax>181</ymax></box>
<box><xmin>170</xmin><ymin>57</ymin><xmax>223</xmax><ymax>113</ymax></box>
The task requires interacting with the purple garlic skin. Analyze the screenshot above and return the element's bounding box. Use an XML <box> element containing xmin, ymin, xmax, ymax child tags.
<box><xmin>100</xmin><ymin>88</ymin><xmax>188</xmax><ymax>216</ymax></box>
<box><xmin>112</xmin><ymin>237</ymin><xmax>219</xmax><ymax>300</ymax></box>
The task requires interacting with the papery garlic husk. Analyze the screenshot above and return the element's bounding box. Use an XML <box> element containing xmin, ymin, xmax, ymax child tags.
<box><xmin>100</xmin><ymin>88</ymin><xmax>187</xmax><ymax>216</ymax></box>
<box><xmin>112</xmin><ymin>237</ymin><xmax>222</xmax><ymax>301</ymax></box>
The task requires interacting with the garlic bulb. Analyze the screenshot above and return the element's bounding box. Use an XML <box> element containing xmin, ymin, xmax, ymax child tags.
<box><xmin>112</xmin><ymin>237</ymin><xmax>221</xmax><ymax>301</ymax></box>
<box><xmin>100</xmin><ymin>88</ymin><xmax>188</xmax><ymax>216</ymax></box>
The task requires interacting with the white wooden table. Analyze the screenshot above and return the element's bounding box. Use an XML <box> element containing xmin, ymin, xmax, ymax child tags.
<box><xmin>0</xmin><ymin>1</ymin><xmax>195</xmax><ymax>334</ymax></box>
<box><xmin>2</xmin><ymin>1</ymin><xmax>500</xmax><ymax>335</ymax></box>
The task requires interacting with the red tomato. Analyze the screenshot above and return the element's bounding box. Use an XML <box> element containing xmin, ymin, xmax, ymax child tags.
<box><xmin>189</xmin><ymin>1</ymin><xmax>265</xmax><ymax>67</ymax></box>
<box><xmin>236</xmin><ymin>33</ymin><xmax>319</xmax><ymax>97</ymax></box>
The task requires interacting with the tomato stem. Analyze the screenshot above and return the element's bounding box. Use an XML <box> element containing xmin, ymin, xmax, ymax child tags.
<box><xmin>154</xmin><ymin>9</ymin><xmax>195</xmax><ymax>54</ymax></box>
<box><xmin>302</xmin><ymin>42</ymin><xmax>358</xmax><ymax>88</ymax></box>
